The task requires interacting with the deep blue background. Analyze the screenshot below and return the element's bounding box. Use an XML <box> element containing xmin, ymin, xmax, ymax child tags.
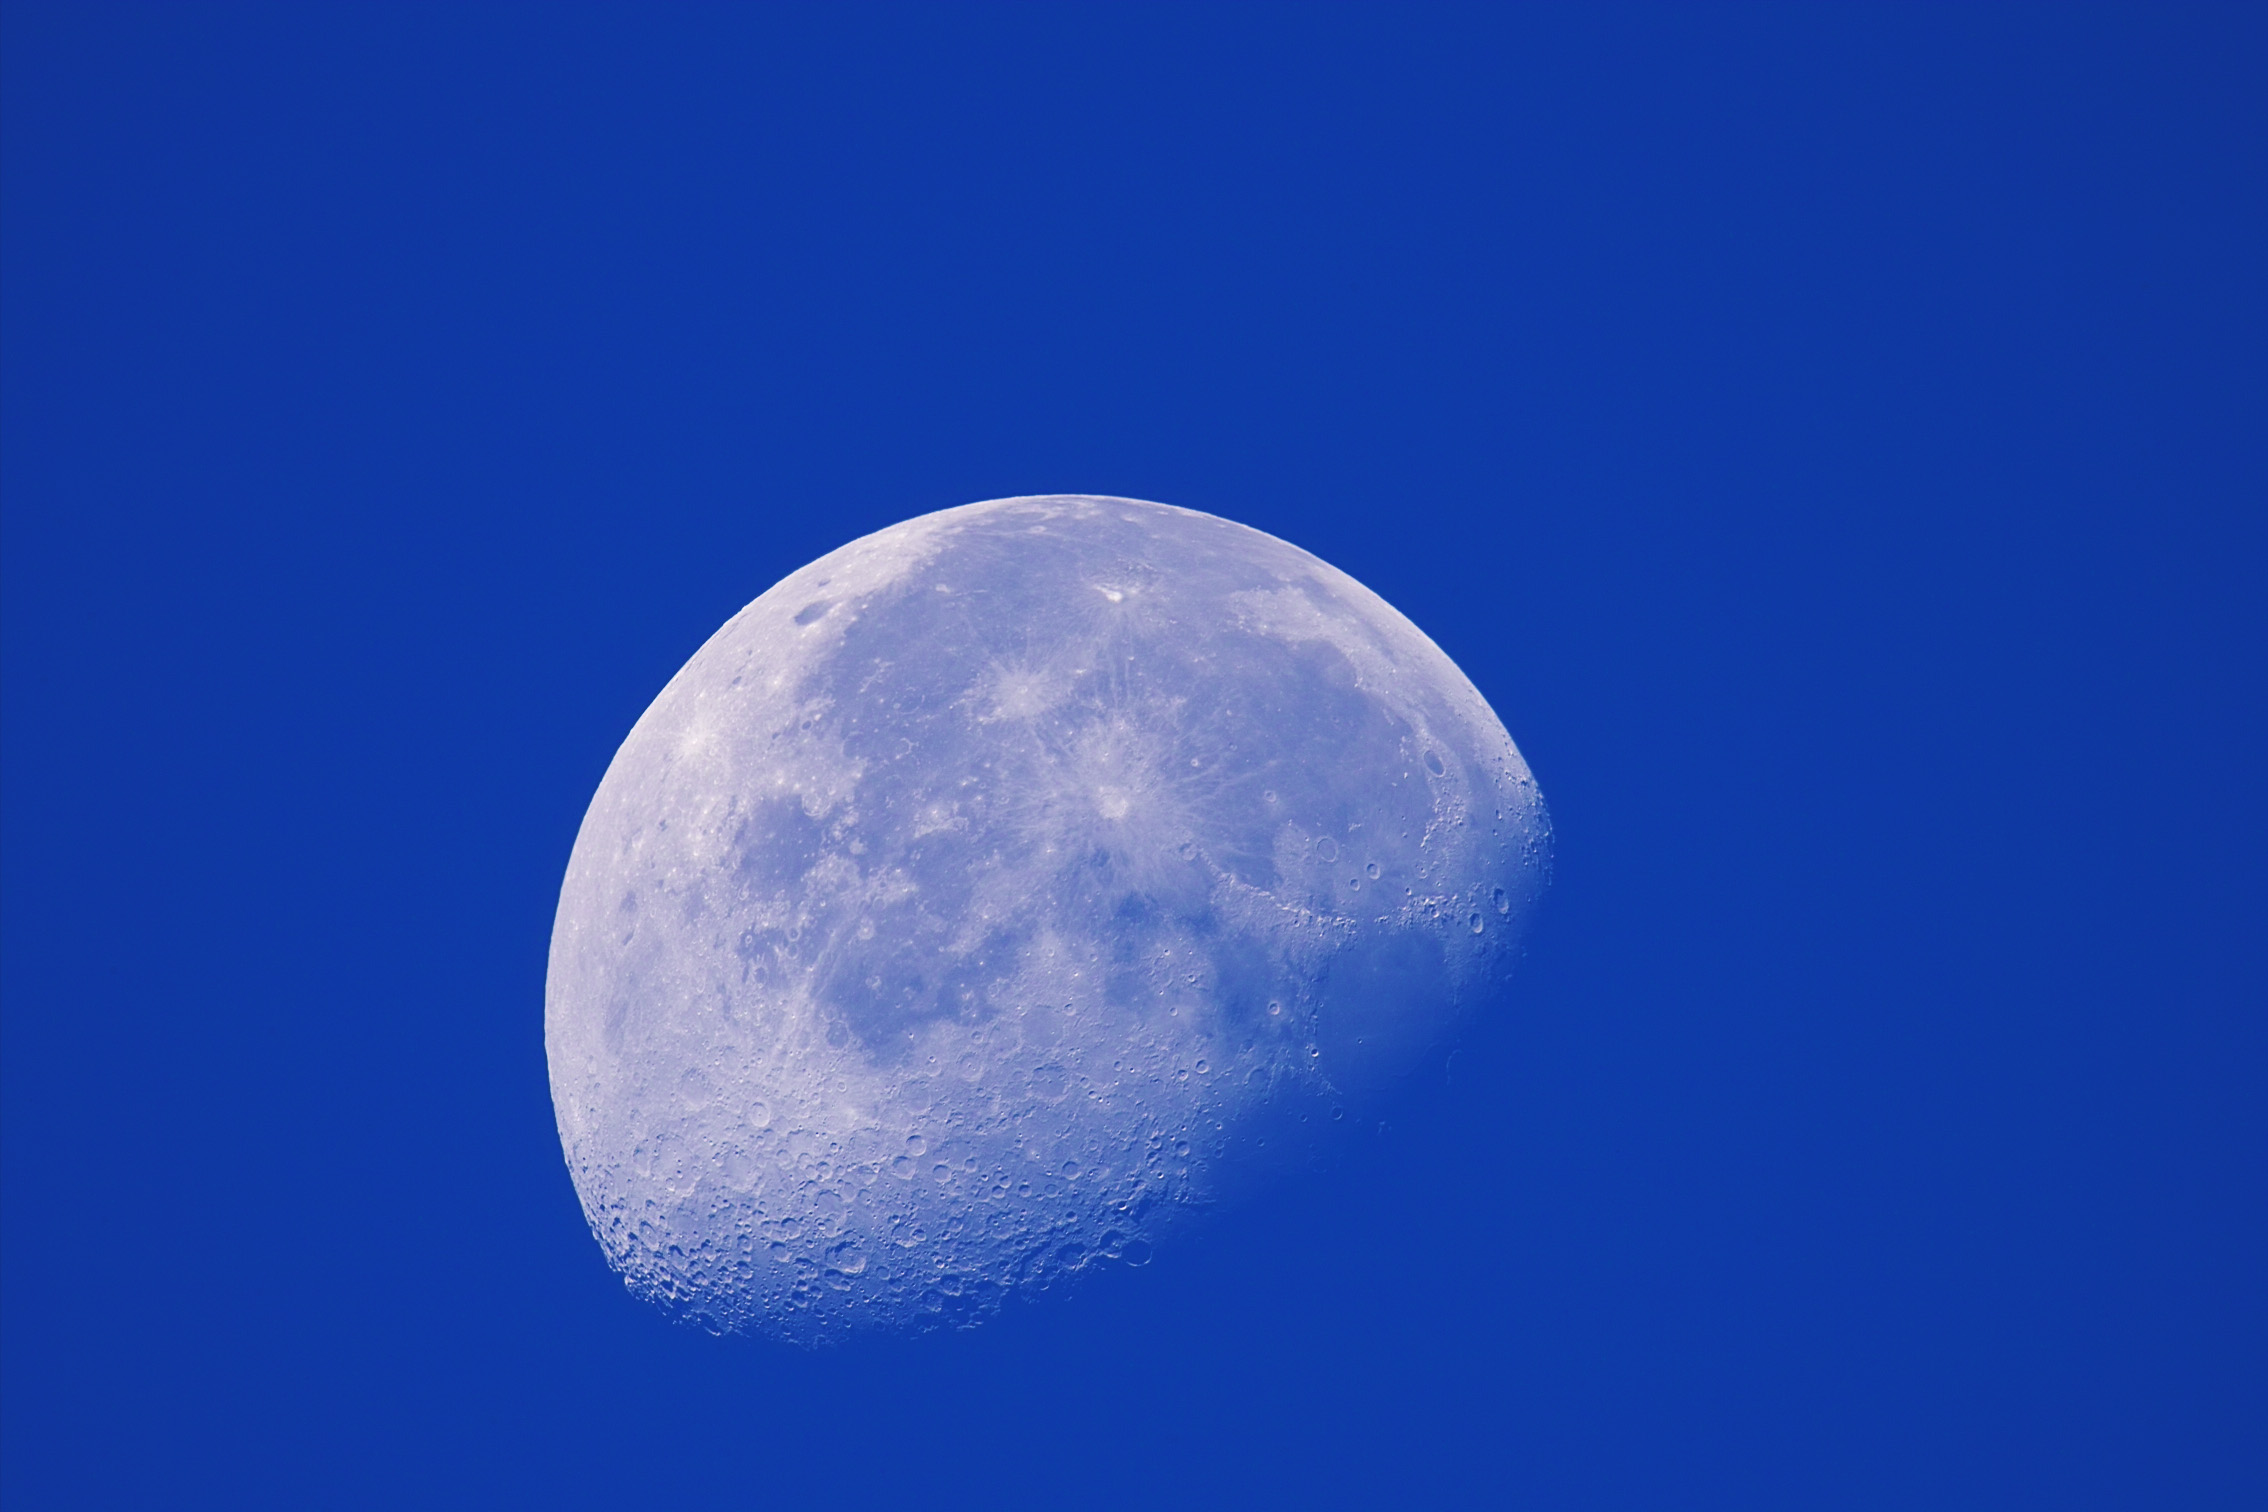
<box><xmin>5</xmin><ymin>5</ymin><xmax>2262</xmax><ymax>1506</ymax></box>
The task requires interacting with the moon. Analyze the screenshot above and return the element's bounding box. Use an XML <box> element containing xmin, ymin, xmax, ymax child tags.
<box><xmin>546</xmin><ymin>495</ymin><xmax>1549</xmax><ymax>1341</ymax></box>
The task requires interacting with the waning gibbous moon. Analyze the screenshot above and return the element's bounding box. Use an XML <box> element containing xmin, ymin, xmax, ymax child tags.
<box><xmin>545</xmin><ymin>496</ymin><xmax>1550</xmax><ymax>1342</ymax></box>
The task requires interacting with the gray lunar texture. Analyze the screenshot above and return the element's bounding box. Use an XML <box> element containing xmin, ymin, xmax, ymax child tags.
<box><xmin>546</xmin><ymin>496</ymin><xmax>1550</xmax><ymax>1341</ymax></box>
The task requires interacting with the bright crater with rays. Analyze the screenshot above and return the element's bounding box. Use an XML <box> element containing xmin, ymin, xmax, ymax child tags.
<box><xmin>546</xmin><ymin>496</ymin><xmax>1549</xmax><ymax>1341</ymax></box>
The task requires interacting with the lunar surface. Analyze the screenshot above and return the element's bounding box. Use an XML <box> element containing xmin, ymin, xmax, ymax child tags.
<box><xmin>546</xmin><ymin>495</ymin><xmax>1549</xmax><ymax>1341</ymax></box>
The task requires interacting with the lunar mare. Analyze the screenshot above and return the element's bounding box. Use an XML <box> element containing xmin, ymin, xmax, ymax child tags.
<box><xmin>546</xmin><ymin>496</ymin><xmax>1549</xmax><ymax>1341</ymax></box>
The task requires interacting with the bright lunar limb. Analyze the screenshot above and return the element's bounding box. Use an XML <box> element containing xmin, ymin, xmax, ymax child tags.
<box><xmin>546</xmin><ymin>496</ymin><xmax>1549</xmax><ymax>1341</ymax></box>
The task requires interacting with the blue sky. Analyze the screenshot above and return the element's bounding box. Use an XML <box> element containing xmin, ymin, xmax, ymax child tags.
<box><xmin>4</xmin><ymin>5</ymin><xmax>2262</xmax><ymax>1506</ymax></box>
